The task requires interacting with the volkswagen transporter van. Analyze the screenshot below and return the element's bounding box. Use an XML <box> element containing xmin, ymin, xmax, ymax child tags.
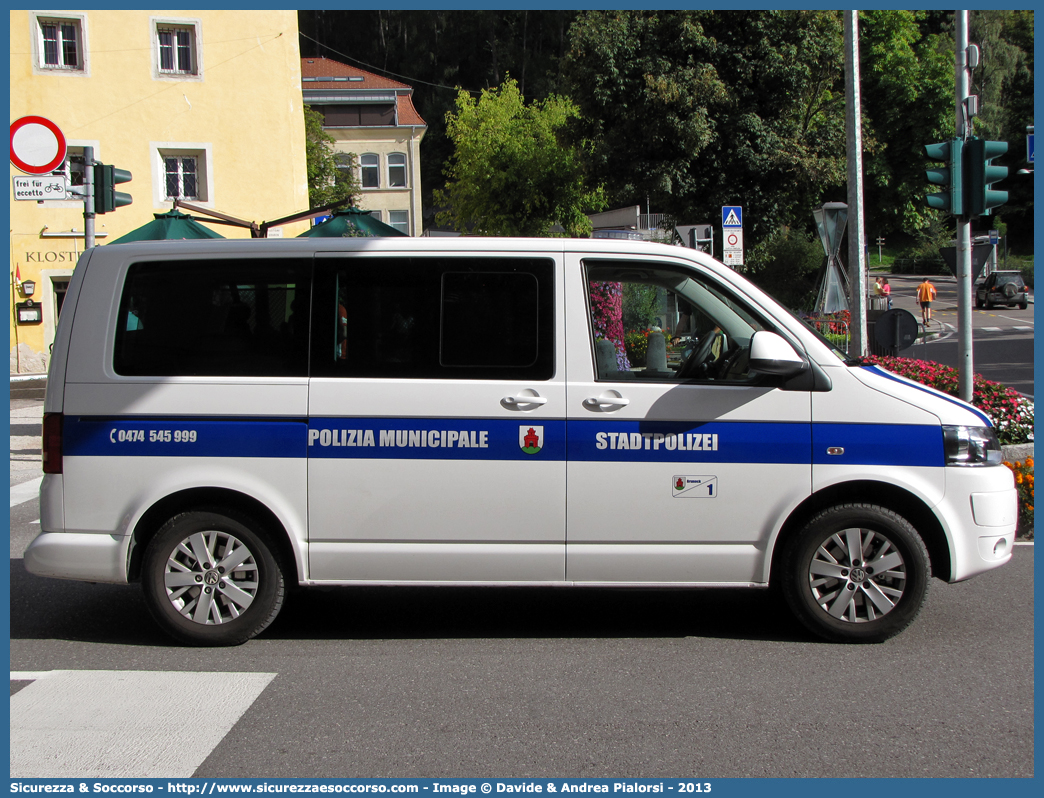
<box><xmin>25</xmin><ymin>238</ymin><xmax>1017</xmax><ymax>645</ymax></box>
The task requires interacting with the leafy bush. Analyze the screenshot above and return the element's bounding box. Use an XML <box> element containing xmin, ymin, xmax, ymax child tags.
<box><xmin>1003</xmin><ymin>458</ymin><xmax>1034</xmax><ymax>539</ymax></box>
<box><xmin>624</xmin><ymin>328</ymin><xmax>670</xmax><ymax>366</ymax></box>
<box><xmin>860</xmin><ymin>355</ymin><xmax>1034</xmax><ymax>445</ymax></box>
<box><xmin>624</xmin><ymin>330</ymin><xmax>649</xmax><ymax>365</ymax></box>
<box><xmin>744</xmin><ymin>227</ymin><xmax>824</xmax><ymax>312</ymax></box>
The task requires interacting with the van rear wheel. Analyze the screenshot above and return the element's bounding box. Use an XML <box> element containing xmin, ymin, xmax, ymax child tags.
<box><xmin>142</xmin><ymin>510</ymin><xmax>284</xmax><ymax>646</ymax></box>
<box><xmin>781</xmin><ymin>504</ymin><xmax>930</xmax><ymax>643</ymax></box>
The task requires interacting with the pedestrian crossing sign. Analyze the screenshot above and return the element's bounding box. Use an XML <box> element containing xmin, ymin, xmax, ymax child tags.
<box><xmin>722</xmin><ymin>206</ymin><xmax>742</xmax><ymax>228</ymax></box>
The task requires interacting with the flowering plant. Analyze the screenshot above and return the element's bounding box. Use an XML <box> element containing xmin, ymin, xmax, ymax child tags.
<box><xmin>802</xmin><ymin>309</ymin><xmax>851</xmax><ymax>336</ymax></box>
<box><xmin>624</xmin><ymin>329</ymin><xmax>650</xmax><ymax>364</ymax></box>
<box><xmin>1003</xmin><ymin>458</ymin><xmax>1034</xmax><ymax>539</ymax></box>
<box><xmin>860</xmin><ymin>355</ymin><xmax>1034</xmax><ymax>445</ymax></box>
<box><xmin>589</xmin><ymin>281</ymin><xmax>630</xmax><ymax>371</ymax></box>
<box><xmin>623</xmin><ymin>328</ymin><xmax>671</xmax><ymax>365</ymax></box>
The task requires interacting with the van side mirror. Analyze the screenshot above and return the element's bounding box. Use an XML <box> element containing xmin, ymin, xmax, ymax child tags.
<box><xmin>749</xmin><ymin>331</ymin><xmax>807</xmax><ymax>377</ymax></box>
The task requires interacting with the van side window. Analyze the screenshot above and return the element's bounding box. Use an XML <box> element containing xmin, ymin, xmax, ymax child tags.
<box><xmin>313</xmin><ymin>257</ymin><xmax>554</xmax><ymax>380</ymax></box>
<box><xmin>114</xmin><ymin>259</ymin><xmax>311</xmax><ymax>377</ymax></box>
<box><xmin>585</xmin><ymin>261</ymin><xmax>767</xmax><ymax>383</ymax></box>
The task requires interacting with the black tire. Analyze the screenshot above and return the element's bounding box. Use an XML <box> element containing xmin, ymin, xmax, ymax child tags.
<box><xmin>1019</xmin><ymin>300</ymin><xmax>1028</xmax><ymax>310</ymax></box>
<box><xmin>142</xmin><ymin>509</ymin><xmax>285</xmax><ymax>646</ymax></box>
<box><xmin>780</xmin><ymin>504</ymin><xmax>930</xmax><ymax>643</ymax></box>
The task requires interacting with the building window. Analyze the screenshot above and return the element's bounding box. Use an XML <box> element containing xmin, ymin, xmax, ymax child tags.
<box><xmin>164</xmin><ymin>156</ymin><xmax>198</xmax><ymax>200</ymax></box>
<box><xmin>388</xmin><ymin>153</ymin><xmax>407</xmax><ymax>188</ymax></box>
<box><xmin>360</xmin><ymin>154</ymin><xmax>379</xmax><ymax>189</ymax></box>
<box><xmin>35</xmin><ymin>16</ymin><xmax>84</xmax><ymax>71</ymax></box>
<box><xmin>51</xmin><ymin>147</ymin><xmax>86</xmax><ymax>189</ymax></box>
<box><xmin>158</xmin><ymin>26</ymin><xmax>196</xmax><ymax>74</ymax></box>
<box><xmin>318</xmin><ymin>104</ymin><xmax>395</xmax><ymax>127</ymax></box>
<box><xmin>389</xmin><ymin>211</ymin><xmax>409</xmax><ymax>235</ymax></box>
<box><xmin>367</xmin><ymin>210</ymin><xmax>382</xmax><ymax>222</ymax></box>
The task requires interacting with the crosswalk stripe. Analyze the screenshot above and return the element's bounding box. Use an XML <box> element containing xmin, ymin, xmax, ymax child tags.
<box><xmin>10</xmin><ymin>670</ymin><xmax>276</xmax><ymax>778</ymax></box>
<box><xmin>10</xmin><ymin>477</ymin><xmax>42</xmax><ymax>508</ymax></box>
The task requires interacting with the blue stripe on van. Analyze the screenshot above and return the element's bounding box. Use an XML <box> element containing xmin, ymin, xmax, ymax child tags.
<box><xmin>307</xmin><ymin>418</ymin><xmax>567</xmax><ymax>461</ymax></box>
<box><xmin>567</xmin><ymin>420</ymin><xmax>811</xmax><ymax>464</ymax></box>
<box><xmin>63</xmin><ymin>415</ymin><xmax>945</xmax><ymax>468</ymax></box>
<box><xmin>64</xmin><ymin>416</ymin><xmax>307</xmax><ymax>458</ymax></box>
<box><xmin>812</xmin><ymin>423</ymin><xmax>944</xmax><ymax>467</ymax></box>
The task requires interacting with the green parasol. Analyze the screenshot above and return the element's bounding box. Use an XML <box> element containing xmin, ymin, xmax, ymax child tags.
<box><xmin>296</xmin><ymin>207</ymin><xmax>408</xmax><ymax>238</ymax></box>
<box><xmin>109</xmin><ymin>210</ymin><xmax>226</xmax><ymax>244</ymax></box>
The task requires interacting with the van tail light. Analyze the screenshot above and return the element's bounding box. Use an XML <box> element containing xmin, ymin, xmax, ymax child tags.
<box><xmin>42</xmin><ymin>413</ymin><xmax>63</xmax><ymax>474</ymax></box>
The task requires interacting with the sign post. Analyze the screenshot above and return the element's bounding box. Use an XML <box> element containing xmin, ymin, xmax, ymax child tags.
<box><xmin>721</xmin><ymin>206</ymin><xmax>743</xmax><ymax>267</ymax></box>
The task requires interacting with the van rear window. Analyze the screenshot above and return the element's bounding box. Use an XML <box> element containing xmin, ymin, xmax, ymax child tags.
<box><xmin>113</xmin><ymin>259</ymin><xmax>311</xmax><ymax>377</ymax></box>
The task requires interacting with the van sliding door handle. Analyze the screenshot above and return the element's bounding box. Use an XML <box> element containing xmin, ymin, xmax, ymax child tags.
<box><xmin>502</xmin><ymin>391</ymin><xmax>548</xmax><ymax>408</ymax></box>
<box><xmin>584</xmin><ymin>392</ymin><xmax>630</xmax><ymax>410</ymax></box>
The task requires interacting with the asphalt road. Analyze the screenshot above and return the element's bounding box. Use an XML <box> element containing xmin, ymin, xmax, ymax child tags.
<box><xmin>8</xmin><ymin>530</ymin><xmax>1036</xmax><ymax>778</ymax></box>
<box><xmin>883</xmin><ymin>273</ymin><xmax>1034</xmax><ymax>396</ymax></box>
<box><xmin>9</xmin><ymin>388</ymin><xmax>1035</xmax><ymax>778</ymax></box>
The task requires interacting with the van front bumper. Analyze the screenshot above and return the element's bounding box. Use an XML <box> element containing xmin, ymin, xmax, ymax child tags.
<box><xmin>941</xmin><ymin>466</ymin><xmax>1018</xmax><ymax>582</ymax></box>
<box><xmin>23</xmin><ymin>531</ymin><xmax>131</xmax><ymax>584</ymax></box>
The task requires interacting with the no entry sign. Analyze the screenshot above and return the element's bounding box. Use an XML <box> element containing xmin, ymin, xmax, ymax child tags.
<box><xmin>10</xmin><ymin>116</ymin><xmax>67</xmax><ymax>175</ymax></box>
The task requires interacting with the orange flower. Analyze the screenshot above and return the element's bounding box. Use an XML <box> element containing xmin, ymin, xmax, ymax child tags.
<box><xmin>1026</xmin><ymin>457</ymin><xmax>1034</xmax><ymax>468</ymax></box>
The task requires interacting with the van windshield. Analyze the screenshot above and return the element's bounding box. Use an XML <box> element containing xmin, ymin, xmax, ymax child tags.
<box><xmin>783</xmin><ymin>308</ymin><xmax>861</xmax><ymax>365</ymax></box>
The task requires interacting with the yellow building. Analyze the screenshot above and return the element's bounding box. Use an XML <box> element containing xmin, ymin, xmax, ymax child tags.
<box><xmin>302</xmin><ymin>57</ymin><xmax>426</xmax><ymax>236</ymax></box>
<box><xmin>10</xmin><ymin>10</ymin><xmax>312</xmax><ymax>374</ymax></box>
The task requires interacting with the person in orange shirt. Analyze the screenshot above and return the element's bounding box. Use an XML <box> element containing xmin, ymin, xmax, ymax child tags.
<box><xmin>916</xmin><ymin>277</ymin><xmax>937</xmax><ymax>325</ymax></box>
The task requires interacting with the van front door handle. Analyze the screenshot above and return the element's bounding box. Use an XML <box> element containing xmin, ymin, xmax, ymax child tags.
<box><xmin>584</xmin><ymin>391</ymin><xmax>630</xmax><ymax>410</ymax></box>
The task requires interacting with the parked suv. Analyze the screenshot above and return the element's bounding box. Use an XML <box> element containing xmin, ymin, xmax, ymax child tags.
<box><xmin>976</xmin><ymin>271</ymin><xmax>1029</xmax><ymax>309</ymax></box>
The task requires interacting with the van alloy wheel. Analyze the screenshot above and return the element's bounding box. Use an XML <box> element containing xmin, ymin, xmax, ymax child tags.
<box><xmin>163</xmin><ymin>530</ymin><xmax>259</xmax><ymax>625</ymax></box>
<box><xmin>781</xmin><ymin>504</ymin><xmax>930</xmax><ymax>643</ymax></box>
<box><xmin>142</xmin><ymin>510</ymin><xmax>285</xmax><ymax>646</ymax></box>
<box><xmin>806</xmin><ymin>528</ymin><xmax>906</xmax><ymax>623</ymax></box>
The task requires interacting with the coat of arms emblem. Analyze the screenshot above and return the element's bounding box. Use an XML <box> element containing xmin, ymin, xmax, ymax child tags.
<box><xmin>519</xmin><ymin>425</ymin><xmax>543</xmax><ymax>455</ymax></box>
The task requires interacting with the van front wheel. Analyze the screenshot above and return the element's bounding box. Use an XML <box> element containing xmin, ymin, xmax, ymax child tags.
<box><xmin>142</xmin><ymin>510</ymin><xmax>285</xmax><ymax>646</ymax></box>
<box><xmin>781</xmin><ymin>504</ymin><xmax>930</xmax><ymax>643</ymax></box>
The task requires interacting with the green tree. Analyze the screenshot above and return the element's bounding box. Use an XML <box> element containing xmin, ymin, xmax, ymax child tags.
<box><xmin>859</xmin><ymin>10</ymin><xmax>955</xmax><ymax>237</ymax></box>
<box><xmin>304</xmin><ymin>105</ymin><xmax>360</xmax><ymax>208</ymax></box>
<box><xmin>434</xmin><ymin>78</ymin><xmax>605</xmax><ymax>236</ymax></box>
<box><xmin>971</xmin><ymin>10</ymin><xmax>1034</xmax><ymax>248</ymax></box>
<box><xmin>298</xmin><ymin>10</ymin><xmax>579</xmax><ymax>226</ymax></box>
<box><xmin>743</xmin><ymin>226</ymin><xmax>824</xmax><ymax>312</ymax></box>
<box><xmin>564</xmin><ymin>10</ymin><xmax>848</xmax><ymax>242</ymax></box>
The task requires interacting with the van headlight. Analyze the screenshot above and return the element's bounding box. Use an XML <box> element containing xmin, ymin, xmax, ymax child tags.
<box><xmin>942</xmin><ymin>425</ymin><xmax>1003</xmax><ymax>466</ymax></box>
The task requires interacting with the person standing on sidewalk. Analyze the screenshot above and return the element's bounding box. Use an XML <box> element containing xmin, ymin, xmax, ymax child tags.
<box><xmin>916</xmin><ymin>277</ymin><xmax>937</xmax><ymax>325</ymax></box>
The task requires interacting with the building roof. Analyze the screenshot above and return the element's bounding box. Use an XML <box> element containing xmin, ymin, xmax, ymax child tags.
<box><xmin>301</xmin><ymin>56</ymin><xmax>425</xmax><ymax>127</ymax></box>
<box><xmin>301</xmin><ymin>56</ymin><xmax>411</xmax><ymax>91</ymax></box>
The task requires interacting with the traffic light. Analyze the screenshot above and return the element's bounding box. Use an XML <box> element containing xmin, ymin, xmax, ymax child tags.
<box><xmin>924</xmin><ymin>139</ymin><xmax>963</xmax><ymax>216</ymax></box>
<box><xmin>965</xmin><ymin>138</ymin><xmax>1008</xmax><ymax>216</ymax></box>
<box><xmin>93</xmin><ymin>163</ymin><xmax>132</xmax><ymax>214</ymax></box>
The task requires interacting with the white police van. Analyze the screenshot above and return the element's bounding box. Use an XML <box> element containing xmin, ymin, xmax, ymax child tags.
<box><xmin>25</xmin><ymin>238</ymin><xmax>1017</xmax><ymax>645</ymax></box>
